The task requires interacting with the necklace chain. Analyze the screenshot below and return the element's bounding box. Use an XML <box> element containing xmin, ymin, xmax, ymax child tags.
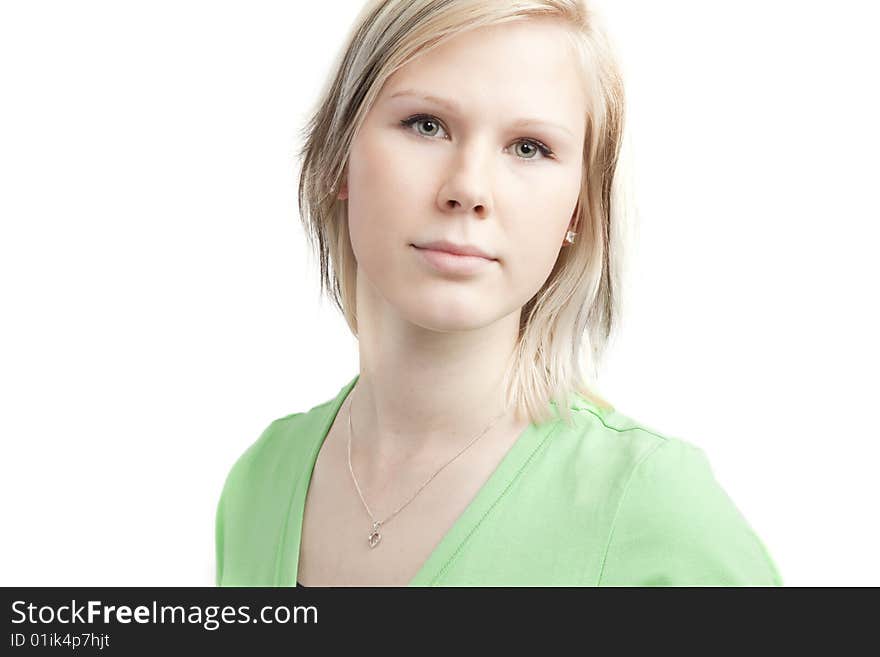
<box><xmin>346</xmin><ymin>389</ymin><xmax>510</xmax><ymax>548</ymax></box>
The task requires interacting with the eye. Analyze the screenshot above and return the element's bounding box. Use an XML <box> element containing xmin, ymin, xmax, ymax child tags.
<box><xmin>399</xmin><ymin>114</ymin><xmax>556</xmax><ymax>162</ymax></box>
<box><xmin>403</xmin><ymin>115</ymin><xmax>447</xmax><ymax>139</ymax></box>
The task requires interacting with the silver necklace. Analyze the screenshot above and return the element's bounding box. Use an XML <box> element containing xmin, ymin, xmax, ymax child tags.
<box><xmin>346</xmin><ymin>390</ymin><xmax>510</xmax><ymax>549</ymax></box>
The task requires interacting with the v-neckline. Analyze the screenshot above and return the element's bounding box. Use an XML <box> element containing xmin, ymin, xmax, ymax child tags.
<box><xmin>279</xmin><ymin>373</ymin><xmax>560</xmax><ymax>587</ymax></box>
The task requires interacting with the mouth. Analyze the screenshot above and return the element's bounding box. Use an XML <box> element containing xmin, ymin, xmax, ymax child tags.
<box><xmin>411</xmin><ymin>244</ymin><xmax>495</xmax><ymax>260</ymax></box>
<box><xmin>410</xmin><ymin>244</ymin><xmax>497</xmax><ymax>275</ymax></box>
<box><xmin>410</xmin><ymin>242</ymin><xmax>497</xmax><ymax>261</ymax></box>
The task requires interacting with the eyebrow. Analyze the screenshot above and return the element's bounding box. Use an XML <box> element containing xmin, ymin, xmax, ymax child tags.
<box><xmin>388</xmin><ymin>88</ymin><xmax>576</xmax><ymax>139</ymax></box>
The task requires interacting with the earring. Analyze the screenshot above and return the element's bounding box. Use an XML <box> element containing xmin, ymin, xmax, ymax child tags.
<box><xmin>564</xmin><ymin>230</ymin><xmax>577</xmax><ymax>244</ymax></box>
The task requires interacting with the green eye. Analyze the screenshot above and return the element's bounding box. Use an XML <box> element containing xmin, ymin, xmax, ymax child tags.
<box><xmin>514</xmin><ymin>142</ymin><xmax>540</xmax><ymax>159</ymax></box>
<box><xmin>400</xmin><ymin>113</ymin><xmax>555</xmax><ymax>162</ymax></box>
<box><xmin>414</xmin><ymin>118</ymin><xmax>441</xmax><ymax>137</ymax></box>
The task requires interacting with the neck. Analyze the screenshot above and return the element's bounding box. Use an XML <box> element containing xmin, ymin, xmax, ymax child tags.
<box><xmin>351</xmin><ymin>283</ymin><xmax>525</xmax><ymax>467</ymax></box>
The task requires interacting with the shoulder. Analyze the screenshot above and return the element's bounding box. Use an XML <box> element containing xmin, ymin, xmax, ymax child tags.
<box><xmin>558</xmin><ymin>394</ymin><xmax>739</xmax><ymax>498</ymax></box>
<box><xmin>217</xmin><ymin>395</ymin><xmax>337</xmax><ymax>508</ymax></box>
<box><xmin>561</xmin><ymin>399</ymin><xmax>784</xmax><ymax>586</ymax></box>
<box><xmin>223</xmin><ymin>411</ymin><xmax>310</xmax><ymax>484</ymax></box>
<box><xmin>548</xmin><ymin>393</ymin><xmax>680</xmax><ymax>483</ymax></box>
<box><xmin>214</xmin><ymin>383</ymin><xmax>349</xmax><ymax>586</ymax></box>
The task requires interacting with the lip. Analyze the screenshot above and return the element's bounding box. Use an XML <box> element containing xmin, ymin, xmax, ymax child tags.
<box><xmin>412</xmin><ymin>240</ymin><xmax>496</xmax><ymax>260</ymax></box>
<box><xmin>411</xmin><ymin>244</ymin><xmax>497</xmax><ymax>276</ymax></box>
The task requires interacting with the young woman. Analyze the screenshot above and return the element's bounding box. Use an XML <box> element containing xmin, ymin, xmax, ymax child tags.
<box><xmin>215</xmin><ymin>0</ymin><xmax>783</xmax><ymax>587</ymax></box>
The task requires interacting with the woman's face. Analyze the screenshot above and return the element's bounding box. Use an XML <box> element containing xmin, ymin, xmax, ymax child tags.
<box><xmin>341</xmin><ymin>18</ymin><xmax>587</xmax><ymax>332</ymax></box>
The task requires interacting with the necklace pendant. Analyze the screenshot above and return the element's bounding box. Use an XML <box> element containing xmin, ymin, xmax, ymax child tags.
<box><xmin>368</xmin><ymin>521</ymin><xmax>382</xmax><ymax>549</ymax></box>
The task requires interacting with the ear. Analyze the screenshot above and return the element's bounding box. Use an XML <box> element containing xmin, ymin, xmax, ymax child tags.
<box><xmin>568</xmin><ymin>205</ymin><xmax>578</xmax><ymax>233</ymax></box>
<box><xmin>337</xmin><ymin>164</ymin><xmax>349</xmax><ymax>200</ymax></box>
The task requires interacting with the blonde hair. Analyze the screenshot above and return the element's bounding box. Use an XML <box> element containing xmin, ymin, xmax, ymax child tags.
<box><xmin>296</xmin><ymin>0</ymin><xmax>633</xmax><ymax>427</ymax></box>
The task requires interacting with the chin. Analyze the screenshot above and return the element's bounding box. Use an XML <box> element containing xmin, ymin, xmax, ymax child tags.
<box><xmin>402</xmin><ymin>299</ymin><xmax>500</xmax><ymax>333</ymax></box>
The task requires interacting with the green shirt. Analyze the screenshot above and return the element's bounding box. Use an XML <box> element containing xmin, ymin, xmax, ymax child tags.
<box><xmin>216</xmin><ymin>374</ymin><xmax>783</xmax><ymax>586</ymax></box>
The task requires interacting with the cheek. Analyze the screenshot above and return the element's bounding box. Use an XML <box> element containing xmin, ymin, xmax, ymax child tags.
<box><xmin>346</xmin><ymin>135</ymin><xmax>419</xmax><ymax>239</ymax></box>
<box><xmin>345</xmin><ymin>148</ymin><xmax>435</xmax><ymax>297</ymax></box>
<box><xmin>501</xmin><ymin>202</ymin><xmax>574</xmax><ymax>296</ymax></box>
<box><xmin>507</xmin><ymin>227</ymin><xmax>563</xmax><ymax>285</ymax></box>
<box><xmin>349</xmin><ymin>127</ymin><xmax>421</xmax><ymax>201</ymax></box>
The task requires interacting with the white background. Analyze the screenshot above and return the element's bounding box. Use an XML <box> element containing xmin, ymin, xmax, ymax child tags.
<box><xmin>1</xmin><ymin>0</ymin><xmax>877</xmax><ymax>586</ymax></box>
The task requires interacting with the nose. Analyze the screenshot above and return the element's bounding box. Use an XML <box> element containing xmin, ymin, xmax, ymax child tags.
<box><xmin>436</xmin><ymin>140</ymin><xmax>493</xmax><ymax>218</ymax></box>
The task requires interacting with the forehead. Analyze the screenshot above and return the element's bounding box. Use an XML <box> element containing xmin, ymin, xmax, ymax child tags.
<box><xmin>379</xmin><ymin>19</ymin><xmax>588</xmax><ymax>131</ymax></box>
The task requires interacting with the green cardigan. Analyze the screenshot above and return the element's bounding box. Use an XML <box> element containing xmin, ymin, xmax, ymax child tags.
<box><xmin>216</xmin><ymin>374</ymin><xmax>783</xmax><ymax>586</ymax></box>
